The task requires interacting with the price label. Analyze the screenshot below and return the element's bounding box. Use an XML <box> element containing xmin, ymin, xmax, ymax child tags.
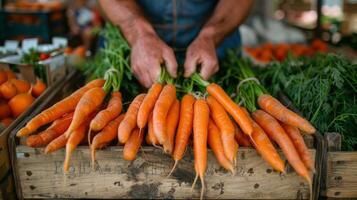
<box><xmin>4</xmin><ymin>40</ymin><xmax>19</xmax><ymax>51</ymax></box>
<box><xmin>52</xmin><ymin>37</ymin><xmax>68</xmax><ymax>48</ymax></box>
<box><xmin>22</xmin><ymin>38</ymin><xmax>38</xmax><ymax>52</ymax></box>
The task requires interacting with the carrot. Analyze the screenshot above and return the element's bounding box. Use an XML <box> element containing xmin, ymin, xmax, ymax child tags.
<box><xmin>64</xmin><ymin>87</ymin><xmax>106</xmax><ymax>138</ymax></box>
<box><xmin>192</xmin><ymin>99</ymin><xmax>209</xmax><ymax>200</ymax></box>
<box><xmin>123</xmin><ymin>128</ymin><xmax>144</xmax><ymax>161</ymax></box>
<box><xmin>91</xmin><ymin>114</ymin><xmax>125</xmax><ymax>166</ymax></box>
<box><xmin>153</xmin><ymin>84</ymin><xmax>176</xmax><ymax>145</ymax></box>
<box><xmin>147</xmin><ymin>112</ymin><xmax>160</xmax><ymax>146</ymax></box>
<box><xmin>206</xmin><ymin>83</ymin><xmax>253</xmax><ymax>136</ymax></box>
<box><xmin>0</xmin><ymin>103</ymin><xmax>11</xmax><ymax>119</ymax></box>
<box><xmin>207</xmin><ymin>96</ymin><xmax>237</xmax><ymax>164</ymax></box>
<box><xmin>234</xmin><ymin>124</ymin><xmax>251</xmax><ymax>147</ymax></box>
<box><xmin>0</xmin><ymin>70</ymin><xmax>7</xmax><ymax>85</ymax></box>
<box><xmin>26</xmin><ymin>113</ymin><xmax>73</xmax><ymax>147</ymax></box>
<box><xmin>4</xmin><ymin>70</ymin><xmax>16</xmax><ymax>80</ymax></box>
<box><xmin>137</xmin><ymin>83</ymin><xmax>163</xmax><ymax>129</ymax></box>
<box><xmin>281</xmin><ymin>122</ymin><xmax>314</xmax><ymax>171</ymax></box>
<box><xmin>258</xmin><ymin>94</ymin><xmax>316</xmax><ymax>134</ymax></box>
<box><xmin>9</xmin><ymin>93</ymin><xmax>35</xmax><ymax>117</ymax></box>
<box><xmin>163</xmin><ymin>99</ymin><xmax>180</xmax><ymax>154</ymax></box>
<box><xmin>44</xmin><ymin>134</ymin><xmax>67</xmax><ymax>154</ymax></box>
<box><xmin>10</xmin><ymin>79</ymin><xmax>30</xmax><ymax>93</ymax></box>
<box><xmin>0</xmin><ymin>81</ymin><xmax>17</xmax><ymax>100</ymax></box>
<box><xmin>118</xmin><ymin>94</ymin><xmax>145</xmax><ymax>143</ymax></box>
<box><xmin>90</xmin><ymin>91</ymin><xmax>122</xmax><ymax>132</ymax></box>
<box><xmin>17</xmin><ymin>79</ymin><xmax>105</xmax><ymax>137</ymax></box>
<box><xmin>250</xmin><ymin>120</ymin><xmax>285</xmax><ymax>173</ymax></box>
<box><xmin>252</xmin><ymin>110</ymin><xmax>312</xmax><ymax>186</ymax></box>
<box><xmin>63</xmin><ymin>122</ymin><xmax>88</xmax><ymax>172</ymax></box>
<box><xmin>208</xmin><ymin>119</ymin><xmax>234</xmax><ymax>174</ymax></box>
<box><xmin>32</xmin><ymin>79</ymin><xmax>46</xmax><ymax>97</ymax></box>
<box><xmin>168</xmin><ymin>94</ymin><xmax>195</xmax><ymax>177</ymax></box>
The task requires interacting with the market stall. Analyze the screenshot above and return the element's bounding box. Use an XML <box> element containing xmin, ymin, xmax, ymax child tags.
<box><xmin>0</xmin><ymin>0</ymin><xmax>356</xmax><ymax>200</ymax></box>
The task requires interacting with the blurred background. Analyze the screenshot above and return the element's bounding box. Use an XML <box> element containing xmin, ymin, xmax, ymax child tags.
<box><xmin>0</xmin><ymin>0</ymin><xmax>356</xmax><ymax>60</ymax></box>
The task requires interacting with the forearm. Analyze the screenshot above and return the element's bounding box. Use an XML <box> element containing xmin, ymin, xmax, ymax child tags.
<box><xmin>199</xmin><ymin>0</ymin><xmax>254</xmax><ymax>45</ymax></box>
<box><xmin>98</xmin><ymin>0</ymin><xmax>156</xmax><ymax>46</ymax></box>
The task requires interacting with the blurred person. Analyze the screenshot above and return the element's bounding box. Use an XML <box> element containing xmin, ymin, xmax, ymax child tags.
<box><xmin>99</xmin><ymin>0</ymin><xmax>253</xmax><ymax>88</ymax></box>
<box><xmin>67</xmin><ymin>0</ymin><xmax>102</xmax><ymax>51</ymax></box>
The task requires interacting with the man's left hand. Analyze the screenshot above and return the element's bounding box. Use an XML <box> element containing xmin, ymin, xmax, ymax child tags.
<box><xmin>184</xmin><ymin>35</ymin><xmax>219</xmax><ymax>80</ymax></box>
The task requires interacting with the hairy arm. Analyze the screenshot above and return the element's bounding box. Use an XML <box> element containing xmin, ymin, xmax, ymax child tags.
<box><xmin>99</xmin><ymin>0</ymin><xmax>177</xmax><ymax>88</ymax></box>
<box><xmin>185</xmin><ymin>0</ymin><xmax>254</xmax><ymax>79</ymax></box>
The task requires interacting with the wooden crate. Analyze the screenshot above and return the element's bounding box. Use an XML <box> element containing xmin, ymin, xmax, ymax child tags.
<box><xmin>321</xmin><ymin>133</ymin><xmax>357</xmax><ymax>199</ymax></box>
<box><xmin>14</xmin><ymin>146</ymin><xmax>315</xmax><ymax>199</ymax></box>
<box><xmin>7</xmin><ymin>75</ymin><xmax>323</xmax><ymax>199</ymax></box>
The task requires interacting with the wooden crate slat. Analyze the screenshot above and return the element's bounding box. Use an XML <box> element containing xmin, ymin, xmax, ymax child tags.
<box><xmin>15</xmin><ymin>146</ymin><xmax>315</xmax><ymax>199</ymax></box>
<box><xmin>326</xmin><ymin>152</ymin><xmax>357</xmax><ymax>198</ymax></box>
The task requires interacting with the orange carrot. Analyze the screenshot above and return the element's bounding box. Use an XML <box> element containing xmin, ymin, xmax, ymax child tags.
<box><xmin>118</xmin><ymin>94</ymin><xmax>145</xmax><ymax>143</ymax></box>
<box><xmin>207</xmin><ymin>96</ymin><xmax>237</xmax><ymax>164</ymax></box>
<box><xmin>251</xmin><ymin>120</ymin><xmax>285</xmax><ymax>173</ymax></box>
<box><xmin>1</xmin><ymin>117</ymin><xmax>13</xmax><ymax>127</ymax></box>
<box><xmin>63</xmin><ymin>122</ymin><xmax>88</xmax><ymax>172</ymax></box>
<box><xmin>137</xmin><ymin>83</ymin><xmax>163</xmax><ymax>129</ymax></box>
<box><xmin>90</xmin><ymin>91</ymin><xmax>122</xmax><ymax>131</ymax></box>
<box><xmin>258</xmin><ymin>94</ymin><xmax>316</xmax><ymax>134</ymax></box>
<box><xmin>44</xmin><ymin>134</ymin><xmax>67</xmax><ymax>154</ymax></box>
<box><xmin>163</xmin><ymin>99</ymin><xmax>180</xmax><ymax>154</ymax></box>
<box><xmin>147</xmin><ymin>112</ymin><xmax>160</xmax><ymax>146</ymax></box>
<box><xmin>168</xmin><ymin>94</ymin><xmax>195</xmax><ymax>176</ymax></box>
<box><xmin>65</xmin><ymin>87</ymin><xmax>106</xmax><ymax>138</ymax></box>
<box><xmin>208</xmin><ymin>119</ymin><xmax>234</xmax><ymax>173</ymax></box>
<box><xmin>281</xmin><ymin>122</ymin><xmax>314</xmax><ymax>171</ymax></box>
<box><xmin>91</xmin><ymin>114</ymin><xmax>125</xmax><ymax>166</ymax></box>
<box><xmin>123</xmin><ymin>128</ymin><xmax>144</xmax><ymax>161</ymax></box>
<box><xmin>252</xmin><ymin>110</ymin><xmax>312</xmax><ymax>184</ymax></box>
<box><xmin>26</xmin><ymin>113</ymin><xmax>73</xmax><ymax>147</ymax></box>
<box><xmin>192</xmin><ymin>99</ymin><xmax>209</xmax><ymax>200</ymax></box>
<box><xmin>206</xmin><ymin>83</ymin><xmax>253</xmax><ymax>136</ymax></box>
<box><xmin>153</xmin><ymin>84</ymin><xmax>176</xmax><ymax>145</ymax></box>
<box><xmin>17</xmin><ymin>79</ymin><xmax>105</xmax><ymax>137</ymax></box>
<box><xmin>234</xmin><ymin>124</ymin><xmax>251</xmax><ymax>147</ymax></box>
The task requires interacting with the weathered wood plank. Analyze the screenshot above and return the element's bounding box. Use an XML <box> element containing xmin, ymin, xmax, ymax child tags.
<box><xmin>326</xmin><ymin>152</ymin><xmax>357</xmax><ymax>198</ymax></box>
<box><xmin>16</xmin><ymin>146</ymin><xmax>315</xmax><ymax>199</ymax></box>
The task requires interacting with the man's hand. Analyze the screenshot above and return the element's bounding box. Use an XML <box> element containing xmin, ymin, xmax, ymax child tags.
<box><xmin>184</xmin><ymin>35</ymin><xmax>218</xmax><ymax>80</ymax></box>
<box><xmin>131</xmin><ymin>34</ymin><xmax>177</xmax><ymax>88</ymax></box>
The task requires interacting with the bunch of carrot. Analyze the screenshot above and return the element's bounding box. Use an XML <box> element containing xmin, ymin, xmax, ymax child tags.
<box><xmin>228</xmin><ymin>57</ymin><xmax>316</xmax><ymax>199</ymax></box>
<box><xmin>244</xmin><ymin>39</ymin><xmax>328</xmax><ymax>63</ymax></box>
<box><xmin>0</xmin><ymin>69</ymin><xmax>46</xmax><ymax>127</ymax></box>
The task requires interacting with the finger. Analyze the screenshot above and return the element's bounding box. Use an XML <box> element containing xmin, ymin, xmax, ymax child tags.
<box><xmin>134</xmin><ymin>65</ymin><xmax>152</xmax><ymax>88</ymax></box>
<box><xmin>184</xmin><ymin>52</ymin><xmax>198</xmax><ymax>78</ymax></box>
<box><xmin>147</xmin><ymin>59</ymin><xmax>161</xmax><ymax>83</ymax></box>
<box><xmin>163</xmin><ymin>49</ymin><xmax>178</xmax><ymax>78</ymax></box>
<box><xmin>200</xmin><ymin>60</ymin><xmax>219</xmax><ymax>80</ymax></box>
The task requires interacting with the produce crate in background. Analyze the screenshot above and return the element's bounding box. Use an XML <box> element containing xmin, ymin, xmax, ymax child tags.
<box><xmin>0</xmin><ymin>52</ymin><xmax>68</xmax><ymax>87</ymax></box>
<box><xmin>321</xmin><ymin>132</ymin><xmax>357</xmax><ymax>199</ymax></box>
<box><xmin>0</xmin><ymin>8</ymin><xmax>67</xmax><ymax>42</ymax></box>
<box><xmin>0</xmin><ymin>57</ymin><xmax>70</xmax><ymax>199</ymax></box>
<box><xmin>7</xmin><ymin>75</ymin><xmax>324</xmax><ymax>199</ymax></box>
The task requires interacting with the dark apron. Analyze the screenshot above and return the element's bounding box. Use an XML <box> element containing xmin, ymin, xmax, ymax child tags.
<box><xmin>137</xmin><ymin>0</ymin><xmax>241</xmax><ymax>63</ymax></box>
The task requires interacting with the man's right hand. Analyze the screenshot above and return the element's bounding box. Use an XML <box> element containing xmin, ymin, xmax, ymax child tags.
<box><xmin>130</xmin><ymin>33</ymin><xmax>177</xmax><ymax>88</ymax></box>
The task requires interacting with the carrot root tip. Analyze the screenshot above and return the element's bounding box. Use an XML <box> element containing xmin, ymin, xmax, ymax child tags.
<box><xmin>167</xmin><ymin>160</ymin><xmax>178</xmax><ymax>178</ymax></box>
<box><xmin>191</xmin><ymin>173</ymin><xmax>198</xmax><ymax>192</ymax></box>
